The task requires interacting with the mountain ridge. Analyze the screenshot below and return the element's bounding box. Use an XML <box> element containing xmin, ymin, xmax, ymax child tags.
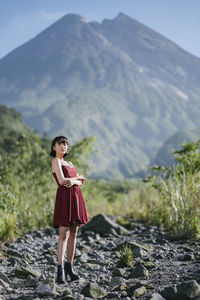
<box><xmin>0</xmin><ymin>13</ymin><xmax>199</xmax><ymax>178</ymax></box>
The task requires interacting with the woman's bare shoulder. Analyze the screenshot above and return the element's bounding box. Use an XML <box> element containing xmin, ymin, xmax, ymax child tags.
<box><xmin>51</xmin><ymin>157</ymin><xmax>58</xmax><ymax>163</ymax></box>
<box><xmin>51</xmin><ymin>158</ymin><xmax>60</xmax><ymax>166</ymax></box>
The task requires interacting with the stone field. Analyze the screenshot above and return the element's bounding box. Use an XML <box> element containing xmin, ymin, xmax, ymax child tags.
<box><xmin>0</xmin><ymin>214</ymin><xmax>200</xmax><ymax>300</ymax></box>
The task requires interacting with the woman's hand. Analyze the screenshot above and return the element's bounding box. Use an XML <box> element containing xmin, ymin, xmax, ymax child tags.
<box><xmin>64</xmin><ymin>178</ymin><xmax>74</xmax><ymax>188</ymax></box>
<box><xmin>77</xmin><ymin>175</ymin><xmax>87</xmax><ymax>180</ymax></box>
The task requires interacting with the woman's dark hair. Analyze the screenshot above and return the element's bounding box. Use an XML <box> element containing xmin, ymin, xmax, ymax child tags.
<box><xmin>50</xmin><ymin>136</ymin><xmax>69</xmax><ymax>157</ymax></box>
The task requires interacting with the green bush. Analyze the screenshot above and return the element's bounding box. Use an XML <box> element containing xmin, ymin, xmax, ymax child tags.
<box><xmin>143</xmin><ymin>140</ymin><xmax>200</xmax><ymax>239</ymax></box>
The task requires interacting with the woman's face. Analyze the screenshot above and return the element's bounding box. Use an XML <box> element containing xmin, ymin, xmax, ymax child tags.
<box><xmin>53</xmin><ymin>141</ymin><xmax>68</xmax><ymax>157</ymax></box>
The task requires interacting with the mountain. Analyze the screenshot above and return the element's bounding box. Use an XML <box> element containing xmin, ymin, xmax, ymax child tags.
<box><xmin>0</xmin><ymin>13</ymin><xmax>200</xmax><ymax>179</ymax></box>
<box><xmin>154</xmin><ymin>127</ymin><xmax>200</xmax><ymax>167</ymax></box>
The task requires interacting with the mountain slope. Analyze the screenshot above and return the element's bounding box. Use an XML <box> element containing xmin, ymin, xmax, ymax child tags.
<box><xmin>0</xmin><ymin>13</ymin><xmax>199</xmax><ymax>178</ymax></box>
<box><xmin>154</xmin><ymin>128</ymin><xmax>200</xmax><ymax>167</ymax></box>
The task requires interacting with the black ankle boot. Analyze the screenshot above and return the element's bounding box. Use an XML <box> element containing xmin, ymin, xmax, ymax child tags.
<box><xmin>64</xmin><ymin>262</ymin><xmax>79</xmax><ymax>281</ymax></box>
<box><xmin>56</xmin><ymin>264</ymin><xmax>65</xmax><ymax>284</ymax></box>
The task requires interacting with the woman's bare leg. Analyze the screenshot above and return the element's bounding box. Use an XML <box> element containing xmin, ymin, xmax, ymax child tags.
<box><xmin>66</xmin><ymin>224</ymin><xmax>79</xmax><ymax>263</ymax></box>
<box><xmin>57</xmin><ymin>226</ymin><xmax>70</xmax><ymax>265</ymax></box>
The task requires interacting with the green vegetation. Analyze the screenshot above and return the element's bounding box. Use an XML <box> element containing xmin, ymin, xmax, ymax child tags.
<box><xmin>0</xmin><ymin>105</ymin><xmax>200</xmax><ymax>241</ymax></box>
<box><xmin>131</xmin><ymin>140</ymin><xmax>200</xmax><ymax>240</ymax></box>
<box><xmin>117</xmin><ymin>246</ymin><xmax>133</xmax><ymax>267</ymax></box>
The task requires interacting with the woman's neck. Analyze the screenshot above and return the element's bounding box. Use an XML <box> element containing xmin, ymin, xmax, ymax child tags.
<box><xmin>56</xmin><ymin>155</ymin><xmax>64</xmax><ymax>160</ymax></box>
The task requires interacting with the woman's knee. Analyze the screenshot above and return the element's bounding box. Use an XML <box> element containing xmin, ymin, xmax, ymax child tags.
<box><xmin>59</xmin><ymin>226</ymin><xmax>69</xmax><ymax>241</ymax></box>
<box><xmin>69</xmin><ymin>225</ymin><xmax>78</xmax><ymax>238</ymax></box>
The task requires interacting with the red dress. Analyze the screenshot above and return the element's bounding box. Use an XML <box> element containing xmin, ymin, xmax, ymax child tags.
<box><xmin>52</xmin><ymin>165</ymin><xmax>88</xmax><ymax>228</ymax></box>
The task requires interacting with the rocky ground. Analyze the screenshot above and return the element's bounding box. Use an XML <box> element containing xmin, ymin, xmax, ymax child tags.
<box><xmin>0</xmin><ymin>214</ymin><xmax>200</xmax><ymax>300</ymax></box>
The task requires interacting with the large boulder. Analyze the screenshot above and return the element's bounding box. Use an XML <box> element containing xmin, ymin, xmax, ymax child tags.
<box><xmin>176</xmin><ymin>280</ymin><xmax>200</xmax><ymax>299</ymax></box>
<box><xmin>80</xmin><ymin>214</ymin><xmax>128</xmax><ymax>236</ymax></box>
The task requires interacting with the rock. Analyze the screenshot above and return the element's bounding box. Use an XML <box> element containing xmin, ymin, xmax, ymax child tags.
<box><xmin>148</xmin><ymin>293</ymin><xmax>165</xmax><ymax>299</ymax></box>
<box><xmin>79</xmin><ymin>245</ymin><xmax>91</xmax><ymax>253</ymax></box>
<box><xmin>112</xmin><ymin>268</ymin><xmax>126</xmax><ymax>277</ymax></box>
<box><xmin>110</xmin><ymin>277</ymin><xmax>125</xmax><ymax>287</ymax></box>
<box><xmin>0</xmin><ymin>278</ymin><xmax>9</xmax><ymax>289</ymax></box>
<box><xmin>129</xmin><ymin>265</ymin><xmax>149</xmax><ymax>278</ymax></box>
<box><xmin>25</xmin><ymin>275</ymin><xmax>37</xmax><ymax>287</ymax></box>
<box><xmin>2</xmin><ymin>248</ymin><xmax>23</xmax><ymax>258</ymax></box>
<box><xmin>43</xmin><ymin>242</ymin><xmax>52</xmax><ymax>249</ymax></box>
<box><xmin>60</xmin><ymin>288</ymin><xmax>73</xmax><ymax>298</ymax></box>
<box><xmin>45</xmin><ymin>254</ymin><xmax>57</xmax><ymax>265</ymax></box>
<box><xmin>79</xmin><ymin>253</ymin><xmax>89</xmax><ymax>263</ymax></box>
<box><xmin>43</xmin><ymin>227</ymin><xmax>55</xmax><ymax>236</ymax></box>
<box><xmin>133</xmin><ymin>286</ymin><xmax>147</xmax><ymax>297</ymax></box>
<box><xmin>132</xmin><ymin>247</ymin><xmax>147</xmax><ymax>258</ymax></box>
<box><xmin>177</xmin><ymin>254</ymin><xmax>195</xmax><ymax>261</ymax></box>
<box><xmin>161</xmin><ymin>286</ymin><xmax>178</xmax><ymax>300</ymax></box>
<box><xmin>0</xmin><ymin>272</ymin><xmax>10</xmax><ymax>285</ymax></box>
<box><xmin>144</xmin><ymin>261</ymin><xmax>155</xmax><ymax>269</ymax></box>
<box><xmin>14</xmin><ymin>266</ymin><xmax>41</xmax><ymax>279</ymax></box>
<box><xmin>36</xmin><ymin>278</ymin><xmax>56</xmax><ymax>297</ymax></box>
<box><xmin>85</xmin><ymin>263</ymin><xmax>101</xmax><ymax>270</ymax></box>
<box><xmin>80</xmin><ymin>282</ymin><xmax>107</xmax><ymax>298</ymax></box>
<box><xmin>80</xmin><ymin>214</ymin><xmax>128</xmax><ymax>236</ymax></box>
<box><xmin>110</xmin><ymin>277</ymin><xmax>126</xmax><ymax>291</ymax></box>
<box><xmin>176</xmin><ymin>280</ymin><xmax>200</xmax><ymax>299</ymax></box>
<box><xmin>42</xmin><ymin>247</ymin><xmax>55</xmax><ymax>255</ymax></box>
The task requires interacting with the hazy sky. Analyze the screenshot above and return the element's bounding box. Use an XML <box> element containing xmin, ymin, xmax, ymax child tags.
<box><xmin>0</xmin><ymin>0</ymin><xmax>200</xmax><ymax>59</ymax></box>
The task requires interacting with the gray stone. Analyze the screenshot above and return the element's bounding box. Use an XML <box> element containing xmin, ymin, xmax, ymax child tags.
<box><xmin>112</xmin><ymin>268</ymin><xmax>126</xmax><ymax>277</ymax></box>
<box><xmin>81</xmin><ymin>282</ymin><xmax>107</xmax><ymax>298</ymax></box>
<box><xmin>25</xmin><ymin>275</ymin><xmax>37</xmax><ymax>287</ymax></box>
<box><xmin>144</xmin><ymin>261</ymin><xmax>155</xmax><ymax>269</ymax></box>
<box><xmin>75</xmin><ymin>248</ymin><xmax>82</xmax><ymax>257</ymax></box>
<box><xmin>148</xmin><ymin>293</ymin><xmax>165</xmax><ymax>300</ymax></box>
<box><xmin>129</xmin><ymin>265</ymin><xmax>149</xmax><ymax>278</ymax></box>
<box><xmin>0</xmin><ymin>272</ymin><xmax>10</xmax><ymax>285</ymax></box>
<box><xmin>14</xmin><ymin>266</ymin><xmax>41</xmax><ymax>279</ymax></box>
<box><xmin>36</xmin><ymin>278</ymin><xmax>56</xmax><ymax>297</ymax></box>
<box><xmin>85</xmin><ymin>263</ymin><xmax>101</xmax><ymax>270</ymax></box>
<box><xmin>110</xmin><ymin>277</ymin><xmax>125</xmax><ymax>287</ymax></box>
<box><xmin>176</xmin><ymin>280</ymin><xmax>200</xmax><ymax>299</ymax></box>
<box><xmin>76</xmin><ymin>295</ymin><xmax>84</xmax><ymax>300</ymax></box>
<box><xmin>104</xmin><ymin>241</ymin><xmax>116</xmax><ymax>250</ymax></box>
<box><xmin>45</xmin><ymin>254</ymin><xmax>57</xmax><ymax>265</ymax></box>
<box><xmin>0</xmin><ymin>278</ymin><xmax>9</xmax><ymax>289</ymax></box>
<box><xmin>133</xmin><ymin>286</ymin><xmax>147</xmax><ymax>297</ymax></box>
<box><xmin>178</xmin><ymin>254</ymin><xmax>195</xmax><ymax>261</ymax></box>
<box><xmin>133</xmin><ymin>247</ymin><xmax>147</xmax><ymax>258</ymax></box>
<box><xmin>43</xmin><ymin>242</ymin><xmax>52</xmax><ymax>250</ymax></box>
<box><xmin>2</xmin><ymin>248</ymin><xmax>23</xmax><ymax>258</ymax></box>
<box><xmin>161</xmin><ymin>286</ymin><xmax>178</xmax><ymax>300</ymax></box>
<box><xmin>80</xmin><ymin>214</ymin><xmax>128</xmax><ymax>236</ymax></box>
<box><xmin>79</xmin><ymin>253</ymin><xmax>89</xmax><ymax>263</ymax></box>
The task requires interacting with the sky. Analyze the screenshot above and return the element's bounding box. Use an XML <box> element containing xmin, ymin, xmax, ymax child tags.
<box><xmin>0</xmin><ymin>0</ymin><xmax>200</xmax><ymax>59</ymax></box>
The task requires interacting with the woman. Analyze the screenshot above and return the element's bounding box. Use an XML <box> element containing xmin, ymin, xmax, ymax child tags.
<box><xmin>50</xmin><ymin>135</ymin><xmax>88</xmax><ymax>283</ymax></box>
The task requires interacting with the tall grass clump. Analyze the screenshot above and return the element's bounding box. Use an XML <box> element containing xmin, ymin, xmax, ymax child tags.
<box><xmin>142</xmin><ymin>140</ymin><xmax>200</xmax><ymax>239</ymax></box>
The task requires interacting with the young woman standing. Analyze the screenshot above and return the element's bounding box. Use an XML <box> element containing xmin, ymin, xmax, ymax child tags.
<box><xmin>50</xmin><ymin>136</ymin><xmax>88</xmax><ymax>283</ymax></box>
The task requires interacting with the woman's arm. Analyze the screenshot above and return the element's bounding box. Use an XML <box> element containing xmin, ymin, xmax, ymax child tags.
<box><xmin>52</xmin><ymin>158</ymin><xmax>72</xmax><ymax>186</ymax></box>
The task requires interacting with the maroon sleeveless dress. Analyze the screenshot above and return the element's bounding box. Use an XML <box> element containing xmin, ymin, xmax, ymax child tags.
<box><xmin>52</xmin><ymin>165</ymin><xmax>88</xmax><ymax>228</ymax></box>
